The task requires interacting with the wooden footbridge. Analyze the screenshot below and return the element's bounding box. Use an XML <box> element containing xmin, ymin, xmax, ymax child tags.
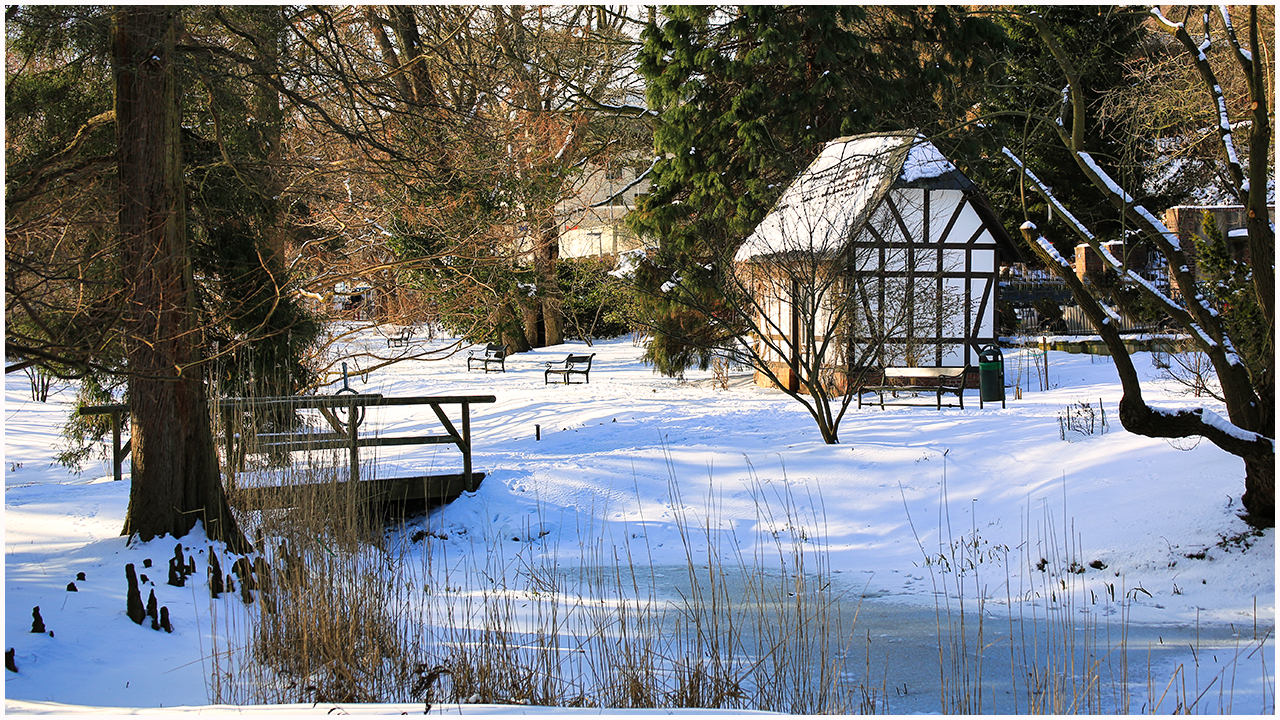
<box><xmin>218</xmin><ymin>393</ymin><xmax>496</xmax><ymax>510</ymax></box>
<box><xmin>81</xmin><ymin>391</ymin><xmax>496</xmax><ymax>512</ymax></box>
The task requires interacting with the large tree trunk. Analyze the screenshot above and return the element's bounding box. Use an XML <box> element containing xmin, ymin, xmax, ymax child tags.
<box><xmin>520</xmin><ymin>296</ymin><xmax>543</xmax><ymax>349</ymax></box>
<box><xmin>494</xmin><ymin>301</ymin><xmax>531</xmax><ymax>353</ymax></box>
<box><xmin>538</xmin><ymin>224</ymin><xmax>564</xmax><ymax>347</ymax></box>
<box><xmin>114</xmin><ymin>7</ymin><xmax>248</xmax><ymax>553</ymax></box>
<box><xmin>527</xmin><ymin>219</ymin><xmax>564</xmax><ymax>347</ymax></box>
<box><xmin>248</xmin><ymin>6</ymin><xmax>287</xmax><ymax>261</ymax></box>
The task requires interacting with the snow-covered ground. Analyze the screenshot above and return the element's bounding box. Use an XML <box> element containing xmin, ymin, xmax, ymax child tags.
<box><xmin>5</xmin><ymin>328</ymin><xmax>1274</xmax><ymax>714</ymax></box>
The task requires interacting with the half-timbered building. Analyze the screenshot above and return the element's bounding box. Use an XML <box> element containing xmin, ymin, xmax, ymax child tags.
<box><xmin>735</xmin><ymin>131</ymin><xmax>1020</xmax><ymax>391</ymax></box>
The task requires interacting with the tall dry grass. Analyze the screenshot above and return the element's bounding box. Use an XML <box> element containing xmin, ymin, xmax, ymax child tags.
<box><xmin>424</xmin><ymin>460</ymin><xmax>864</xmax><ymax>712</ymax></box>
<box><xmin>909</xmin><ymin>455</ymin><xmax>1273</xmax><ymax>715</ymax></box>
<box><xmin>212</xmin><ymin>448</ymin><xmax>436</xmax><ymax>705</ymax></box>
<box><xmin>209</xmin><ymin>439</ymin><xmax>870</xmax><ymax>711</ymax></box>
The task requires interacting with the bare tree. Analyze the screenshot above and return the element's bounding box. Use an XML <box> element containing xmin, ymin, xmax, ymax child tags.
<box><xmin>279</xmin><ymin>6</ymin><xmax>648</xmax><ymax>352</ymax></box>
<box><xmin>488</xmin><ymin>5</ymin><xmax>649</xmax><ymax>347</ymax></box>
<box><xmin>1097</xmin><ymin>7</ymin><xmax>1275</xmax><ymax>204</ymax></box>
<box><xmin>1004</xmin><ymin>6</ymin><xmax>1273</xmax><ymax>525</ymax></box>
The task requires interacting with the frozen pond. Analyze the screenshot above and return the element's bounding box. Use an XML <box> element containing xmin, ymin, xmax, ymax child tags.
<box><xmin>827</xmin><ymin>598</ymin><xmax>1268</xmax><ymax>714</ymax></box>
<box><xmin>480</xmin><ymin>563</ymin><xmax>1275</xmax><ymax>715</ymax></box>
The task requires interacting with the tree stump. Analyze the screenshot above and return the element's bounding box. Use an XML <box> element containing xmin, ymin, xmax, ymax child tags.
<box><xmin>125</xmin><ymin>564</ymin><xmax>146</xmax><ymax>624</ymax></box>
<box><xmin>168</xmin><ymin>543</ymin><xmax>189</xmax><ymax>587</ymax></box>
<box><xmin>146</xmin><ymin>589</ymin><xmax>159</xmax><ymax>629</ymax></box>
<box><xmin>231</xmin><ymin>556</ymin><xmax>256</xmax><ymax>590</ymax></box>
<box><xmin>167</xmin><ymin>557</ymin><xmax>185</xmax><ymax>587</ymax></box>
<box><xmin>253</xmin><ymin>557</ymin><xmax>271</xmax><ymax>594</ymax></box>
<box><xmin>208</xmin><ymin>550</ymin><xmax>224</xmax><ymax>598</ymax></box>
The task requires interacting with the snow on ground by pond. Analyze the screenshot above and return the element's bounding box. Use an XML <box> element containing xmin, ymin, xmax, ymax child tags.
<box><xmin>4</xmin><ymin>328</ymin><xmax>1274</xmax><ymax>714</ymax></box>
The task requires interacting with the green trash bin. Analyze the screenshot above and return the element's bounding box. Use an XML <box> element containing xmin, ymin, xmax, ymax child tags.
<box><xmin>978</xmin><ymin>344</ymin><xmax>1005</xmax><ymax>409</ymax></box>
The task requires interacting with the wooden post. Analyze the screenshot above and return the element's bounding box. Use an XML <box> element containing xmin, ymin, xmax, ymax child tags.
<box><xmin>348</xmin><ymin>396</ymin><xmax>360</xmax><ymax>483</ymax></box>
<box><xmin>462</xmin><ymin>402</ymin><xmax>474</xmax><ymax>490</ymax></box>
<box><xmin>789</xmin><ymin>277</ymin><xmax>801</xmax><ymax>392</ymax></box>
<box><xmin>222</xmin><ymin>405</ymin><xmax>235</xmax><ymax>490</ymax></box>
<box><xmin>1041</xmin><ymin>337</ymin><xmax>1050</xmax><ymax>389</ymax></box>
<box><xmin>78</xmin><ymin>404</ymin><xmax>130</xmax><ymax>482</ymax></box>
<box><xmin>111</xmin><ymin>409</ymin><xmax>123</xmax><ymax>484</ymax></box>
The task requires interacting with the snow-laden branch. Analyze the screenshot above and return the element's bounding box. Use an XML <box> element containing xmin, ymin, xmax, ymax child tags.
<box><xmin>570</xmin><ymin>94</ymin><xmax>657</xmax><ymax>118</ymax></box>
<box><xmin>1096</xmin><ymin>241</ymin><xmax>1202</xmax><ymax>322</ymax></box>
<box><xmin>1002</xmin><ymin>147</ymin><xmax>1195</xmax><ymax>327</ymax></box>
<box><xmin>1153</xmin><ymin>405</ymin><xmax>1275</xmax><ymax>453</ymax></box>
<box><xmin>1020</xmin><ymin>221</ymin><xmax>1071</xmax><ymax>269</ymax></box>
<box><xmin>553</xmin><ymin>127</ymin><xmax>576</xmax><ymax>161</ymax></box>
<box><xmin>1018</xmin><ymin>220</ymin><xmax>1272</xmax><ymax>467</ymax></box>
<box><xmin>1149</xmin><ymin>5</ymin><xmax>1250</xmax><ymax>197</ymax></box>
<box><xmin>1076</xmin><ymin>152</ymin><xmax>1191</xmax><ymax>254</ymax></box>
<box><xmin>1149</xmin><ymin>6</ymin><xmax>1183</xmax><ymax>32</ymax></box>
<box><xmin>590</xmin><ymin>155</ymin><xmax>657</xmax><ymax>208</ymax></box>
<box><xmin>1198</xmin><ymin>8</ymin><xmax>1213</xmax><ymax>58</ymax></box>
<box><xmin>1217</xmin><ymin>5</ymin><xmax>1253</xmax><ymax>63</ymax></box>
<box><xmin>1003</xmin><ymin>148</ymin><xmax>1096</xmax><ymax>242</ymax></box>
<box><xmin>1210</xmin><ymin>86</ymin><xmax>1243</xmax><ymax>172</ymax></box>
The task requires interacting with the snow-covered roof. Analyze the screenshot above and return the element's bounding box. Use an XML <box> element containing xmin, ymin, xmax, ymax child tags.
<box><xmin>735</xmin><ymin>132</ymin><xmax>967</xmax><ymax>262</ymax></box>
<box><xmin>899</xmin><ymin>139</ymin><xmax>956</xmax><ymax>183</ymax></box>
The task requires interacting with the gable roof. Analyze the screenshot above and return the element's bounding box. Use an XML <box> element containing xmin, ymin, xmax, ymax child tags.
<box><xmin>736</xmin><ymin>131</ymin><xmax>1018</xmax><ymax>262</ymax></box>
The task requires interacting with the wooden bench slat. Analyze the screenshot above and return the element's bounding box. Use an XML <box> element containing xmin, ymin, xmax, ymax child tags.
<box><xmin>883</xmin><ymin>367</ymin><xmax>965</xmax><ymax>379</ymax></box>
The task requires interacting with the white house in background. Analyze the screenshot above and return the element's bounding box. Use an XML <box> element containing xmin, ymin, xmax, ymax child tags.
<box><xmin>736</xmin><ymin>131</ymin><xmax>1021</xmax><ymax>391</ymax></box>
<box><xmin>555</xmin><ymin>160</ymin><xmax>651</xmax><ymax>259</ymax></box>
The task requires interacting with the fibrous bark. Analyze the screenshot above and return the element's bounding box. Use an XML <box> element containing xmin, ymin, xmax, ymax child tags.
<box><xmin>112</xmin><ymin>7</ymin><xmax>248</xmax><ymax>552</ymax></box>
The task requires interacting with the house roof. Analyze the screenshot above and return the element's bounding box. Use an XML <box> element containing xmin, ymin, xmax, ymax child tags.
<box><xmin>736</xmin><ymin>131</ymin><xmax>1019</xmax><ymax>262</ymax></box>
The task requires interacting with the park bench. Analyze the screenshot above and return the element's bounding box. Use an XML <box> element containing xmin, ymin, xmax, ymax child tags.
<box><xmin>545</xmin><ymin>353</ymin><xmax>594</xmax><ymax>385</ymax></box>
<box><xmin>386</xmin><ymin>326</ymin><xmax>416</xmax><ymax>348</ymax></box>
<box><xmin>467</xmin><ymin>343</ymin><xmax>507</xmax><ymax>373</ymax></box>
<box><xmin>856</xmin><ymin>366</ymin><xmax>969</xmax><ymax>410</ymax></box>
